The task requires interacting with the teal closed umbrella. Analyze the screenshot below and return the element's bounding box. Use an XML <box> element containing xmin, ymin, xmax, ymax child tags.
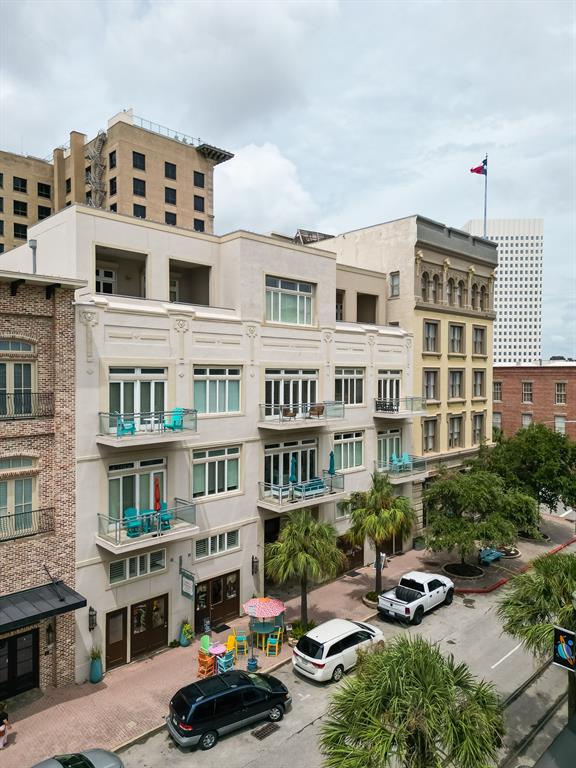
<box><xmin>328</xmin><ymin>450</ymin><xmax>336</xmax><ymax>475</ymax></box>
<box><xmin>289</xmin><ymin>454</ymin><xmax>298</xmax><ymax>484</ymax></box>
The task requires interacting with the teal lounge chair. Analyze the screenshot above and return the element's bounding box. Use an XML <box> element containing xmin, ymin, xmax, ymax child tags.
<box><xmin>123</xmin><ymin>507</ymin><xmax>141</xmax><ymax>538</ymax></box>
<box><xmin>164</xmin><ymin>408</ymin><xmax>184</xmax><ymax>431</ymax></box>
<box><xmin>116</xmin><ymin>413</ymin><xmax>136</xmax><ymax>437</ymax></box>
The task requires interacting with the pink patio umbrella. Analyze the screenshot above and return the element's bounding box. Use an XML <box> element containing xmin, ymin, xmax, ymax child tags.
<box><xmin>243</xmin><ymin>597</ymin><xmax>285</xmax><ymax>663</ymax></box>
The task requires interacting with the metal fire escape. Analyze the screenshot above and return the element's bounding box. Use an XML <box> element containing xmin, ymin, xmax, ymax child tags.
<box><xmin>85</xmin><ymin>131</ymin><xmax>107</xmax><ymax>209</ymax></box>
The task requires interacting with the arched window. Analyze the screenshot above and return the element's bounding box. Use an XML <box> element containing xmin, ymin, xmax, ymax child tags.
<box><xmin>480</xmin><ymin>285</ymin><xmax>487</xmax><ymax>311</ymax></box>
<box><xmin>471</xmin><ymin>283</ymin><xmax>479</xmax><ymax>310</ymax></box>
<box><xmin>456</xmin><ymin>280</ymin><xmax>465</xmax><ymax>307</ymax></box>
<box><xmin>431</xmin><ymin>275</ymin><xmax>440</xmax><ymax>304</ymax></box>
<box><xmin>446</xmin><ymin>278</ymin><xmax>454</xmax><ymax>306</ymax></box>
<box><xmin>421</xmin><ymin>272</ymin><xmax>429</xmax><ymax>302</ymax></box>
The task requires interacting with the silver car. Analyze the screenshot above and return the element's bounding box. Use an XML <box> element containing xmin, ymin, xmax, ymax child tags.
<box><xmin>32</xmin><ymin>749</ymin><xmax>124</xmax><ymax>768</ymax></box>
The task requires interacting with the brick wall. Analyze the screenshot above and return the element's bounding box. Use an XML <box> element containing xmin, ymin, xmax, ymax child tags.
<box><xmin>493</xmin><ymin>365</ymin><xmax>576</xmax><ymax>440</ymax></box>
<box><xmin>0</xmin><ymin>282</ymin><xmax>77</xmax><ymax>689</ymax></box>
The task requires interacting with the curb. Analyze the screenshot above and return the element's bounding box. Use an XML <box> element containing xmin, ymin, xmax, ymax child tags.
<box><xmin>455</xmin><ymin>535</ymin><xmax>576</xmax><ymax>594</ymax></box>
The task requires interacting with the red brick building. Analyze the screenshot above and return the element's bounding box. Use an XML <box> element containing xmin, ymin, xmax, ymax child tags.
<box><xmin>0</xmin><ymin>269</ymin><xmax>86</xmax><ymax>700</ymax></box>
<box><xmin>492</xmin><ymin>361</ymin><xmax>576</xmax><ymax>440</ymax></box>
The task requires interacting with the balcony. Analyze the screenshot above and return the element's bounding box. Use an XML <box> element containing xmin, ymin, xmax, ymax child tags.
<box><xmin>374</xmin><ymin>397</ymin><xmax>427</xmax><ymax>420</ymax></box>
<box><xmin>374</xmin><ymin>455</ymin><xmax>428</xmax><ymax>484</ymax></box>
<box><xmin>0</xmin><ymin>393</ymin><xmax>54</xmax><ymax>420</ymax></box>
<box><xmin>96</xmin><ymin>498</ymin><xmax>198</xmax><ymax>553</ymax></box>
<box><xmin>258</xmin><ymin>470</ymin><xmax>347</xmax><ymax>512</ymax></box>
<box><xmin>257</xmin><ymin>402</ymin><xmax>345</xmax><ymax>431</ymax></box>
<box><xmin>0</xmin><ymin>507</ymin><xmax>55</xmax><ymax>542</ymax></box>
<box><xmin>96</xmin><ymin>408</ymin><xmax>198</xmax><ymax>447</ymax></box>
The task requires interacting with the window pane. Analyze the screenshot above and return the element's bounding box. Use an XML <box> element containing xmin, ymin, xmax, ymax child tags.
<box><xmin>139</xmin><ymin>473</ymin><xmax>150</xmax><ymax>511</ymax></box>
<box><xmin>122</xmin><ymin>474</ymin><xmax>136</xmax><ymax>512</ymax></box>
<box><xmin>150</xmin><ymin>550</ymin><xmax>165</xmax><ymax>571</ymax></box>
<box><xmin>281</xmin><ymin>293</ymin><xmax>298</xmax><ymax>323</ymax></box>
<box><xmin>228</xmin><ymin>380</ymin><xmax>240</xmax><ymax>411</ymax></box>
<box><xmin>193</xmin><ymin>463</ymin><xmax>206</xmax><ymax>497</ymax></box>
<box><xmin>227</xmin><ymin>458</ymin><xmax>239</xmax><ymax>490</ymax></box>
<box><xmin>108</xmin><ymin>478</ymin><xmax>121</xmax><ymax>520</ymax></box>
<box><xmin>194</xmin><ymin>380</ymin><xmax>206</xmax><ymax>413</ymax></box>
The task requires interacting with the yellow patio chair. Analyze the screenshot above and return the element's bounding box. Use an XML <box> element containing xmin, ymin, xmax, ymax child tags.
<box><xmin>265</xmin><ymin>628</ymin><xmax>282</xmax><ymax>657</ymax></box>
<box><xmin>225</xmin><ymin>634</ymin><xmax>237</xmax><ymax>659</ymax></box>
<box><xmin>233</xmin><ymin>626</ymin><xmax>248</xmax><ymax>656</ymax></box>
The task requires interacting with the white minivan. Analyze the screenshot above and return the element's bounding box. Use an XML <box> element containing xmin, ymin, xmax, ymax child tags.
<box><xmin>292</xmin><ymin>619</ymin><xmax>383</xmax><ymax>683</ymax></box>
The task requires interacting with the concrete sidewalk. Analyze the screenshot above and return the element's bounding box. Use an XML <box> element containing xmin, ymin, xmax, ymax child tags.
<box><xmin>3</xmin><ymin>514</ymin><xmax>574</xmax><ymax>768</ymax></box>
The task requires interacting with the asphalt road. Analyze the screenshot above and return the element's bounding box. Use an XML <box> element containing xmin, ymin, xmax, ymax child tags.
<box><xmin>120</xmin><ymin>582</ymin><xmax>557</xmax><ymax>768</ymax></box>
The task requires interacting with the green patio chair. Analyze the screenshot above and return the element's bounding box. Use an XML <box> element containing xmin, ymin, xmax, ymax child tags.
<box><xmin>200</xmin><ymin>634</ymin><xmax>211</xmax><ymax>654</ymax></box>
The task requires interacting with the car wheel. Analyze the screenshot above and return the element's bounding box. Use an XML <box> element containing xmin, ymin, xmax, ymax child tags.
<box><xmin>199</xmin><ymin>730</ymin><xmax>219</xmax><ymax>750</ymax></box>
<box><xmin>269</xmin><ymin>705</ymin><xmax>284</xmax><ymax>722</ymax></box>
<box><xmin>331</xmin><ymin>665</ymin><xmax>344</xmax><ymax>682</ymax></box>
<box><xmin>444</xmin><ymin>588</ymin><xmax>454</xmax><ymax>606</ymax></box>
<box><xmin>412</xmin><ymin>607</ymin><xmax>424</xmax><ymax>626</ymax></box>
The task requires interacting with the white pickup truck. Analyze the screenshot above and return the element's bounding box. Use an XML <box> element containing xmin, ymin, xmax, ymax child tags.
<box><xmin>378</xmin><ymin>571</ymin><xmax>454</xmax><ymax>625</ymax></box>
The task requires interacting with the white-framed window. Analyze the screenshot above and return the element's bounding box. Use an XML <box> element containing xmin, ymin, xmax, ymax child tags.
<box><xmin>521</xmin><ymin>382</ymin><xmax>533</xmax><ymax>403</ymax></box>
<box><xmin>109</xmin><ymin>548</ymin><xmax>167</xmax><ymax>584</ymax></box>
<box><xmin>335</xmin><ymin>368</ymin><xmax>364</xmax><ymax>405</ymax></box>
<box><xmin>423</xmin><ymin>418</ymin><xmax>438</xmax><ymax>453</ymax></box>
<box><xmin>448</xmin><ymin>370</ymin><xmax>464</xmax><ymax>399</ymax></box>
<box><xmin>195</xmin><ymin>529</ymin><xmax>240</xmax><ymax>560</ymax></box>
<box><xmin>378</xmin><ymin>428</ymin><xmax>402</xmax><ymax>466</ymax></box>
<box><xmin>448</xmin><ymin>324</ymin><xmax>465</xmax><ymax>354</ymax></box>
<box><xmin>554</xmin><ymin>416</ymin><xmax>566</xmax><ymax>434</ymax></box>
<box><xmin>264</xmin><ymin>438</ymin><xmax>317</xmax><ymax>485</ymax></box>
<box><xmin>194</xmin><ymin>367</ymin><xmax>241</xmax><ymax>414</ymax></box>
<box><xmin>521</xmin><ymin>413</ymin><xmax>533</xmax><ymax>427</ymax></box>
<box><xmin>493</xmin><ymin>381</ymin><xmax>502</xmax><ymax>401</ymax></box>
<box><xmin>335</xmin><ymin>501</ymin><xmax>351</xmax><ymax>519</ymax></box>
<box><xmin>423</xmin><ymin>369</ymin><xmax>439</xmax><ymax>401</ymax></box>
<box><xmin>389</xmin><ymin>272</ymin><xmax>400</xmax><ymax>297</ymax></box>
<box><xmin>108</xmin><ymin>367</ymin><xmax>167</xmax><ymax>423</ymax></box>
<box><xmin>473</xmin><ymin>326</ymin><xmax>486</xmax><ymax>355</ymax></box>
<box><xmin>169</xmin><ymin>278</ymin><xmax>179</xmax><ymax>303</ymax></box>
<box><xmin>265</xmin><ymin>369</ymin><xmax>318</xmax><ymax>412</ymax></box>
<box><xmin>334</xmin><ymin>431</ymin><xmax>364</xmax><ymax>470</ymax></box>
<box><xmin>555</xmin><ymin>382</ymin><xmax>566</xmax><ymax>405</ymax></box>
<box><xmin>472</xmin><ymin>413</ymin><xmax>485</xmax><ymax>443</ymax></box>
<box><xmin>423</xmin><ymin>321</ymin><xmax>439</xmax><ymax>353</ymax></box>
<box><xmin>0</xmin><ymin>458</ymin><xmax>36</xmax><ymax>533</ymax></box>
<box><xmin>377</xmin><ymin>370</ymin><xmax>401</xmax><ymax>401</ymax></box>
<box><xmin>192</xmin><ymin>446</ymin><xmax>240</xmax><ymax>498</ymax></box>
<box><xmin>96</xmin><ymin>268</ymin><xmax>116</xmax><ymax>294</ymax></box>
<box><xmin>448</xmin><ymin>415</ymin><xmax>463</xmax><ymax>448</ymax></box>
<box><xmin>108</xmin><ymin>458</ymin><xmax>166</xmax><ymax>520</ymax></box>
<box><xmin>336</xmin><ymin>290</ymin><xmax>344</xmax><ymax>321</ymax></box>
<box><xmin>493</xmin><ymin>412</ymin><xmax>502</xmax><ymax>430</ymax></box>
<box><xmin>0</xmin><ymin>341</ymin><xmax>34</xmax><ymax>416</ymax></box>
<box><xmin>265</xmin><ymin>276</ymin><xmax>313</xmax><ymax>325</ymax></box>
<box><xmin>473</xmin><ymin>370</ymin><xmax>485</xmax><ymax>398</ymax></box>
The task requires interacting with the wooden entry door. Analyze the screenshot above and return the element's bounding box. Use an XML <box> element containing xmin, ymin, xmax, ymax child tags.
<box><xmin>105</xmin><ymin>608</ymin><xmax>127</xmax><ymax>670</ymax></box>
<box><xmin>130</xmin><ymin>594</ymin><xmax>169</xmax><ymax>658</ymax></box>
<box><xmin>0</xmin><ymin>629</ymin><xmax>39</xmax><ymax>699</ymax></box>
<box><xmin>195</xmin><ymin>571</ymin><xmax>240</xmax><ymax>630</ymax></box>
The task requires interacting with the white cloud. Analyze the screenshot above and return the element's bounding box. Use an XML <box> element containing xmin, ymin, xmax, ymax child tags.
<box><xmin>215</xmin><ymin>143</ymin><xmax>317</xmax><ymax>235</ymax></box>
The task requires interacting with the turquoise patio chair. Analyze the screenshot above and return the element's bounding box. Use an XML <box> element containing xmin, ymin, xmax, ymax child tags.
<box><xmin>164</xmin><ymin>408</ymin><xmax>184</xmax><ymax>432</ymax></box>
<box><xmin>123</xmin><ymin>507</ymin><xmax>141</xmax><ymax>538</ymax></box>
<box><xmin>216</xmin><ymin>650</ymin><xmax>235</xmax><ymax>673</ymax></box>
<box><xmin>159</xmin><ymin>502</ymin><xmax>172</xmax><ymax>531</ymax></box>
<box><xmin>116</xmin><ymin>413</ymin><xmax>136</xmax><ymax>437</ymax></box>
<box><xmin>389</xmin><ymin>454</ymin><xmax>401</xmax><ymax>473</ymax></box>
<box><xmin>400</xmin><ymin>452</ymin><xmax>413</xmax><ymax>470</ymax></box>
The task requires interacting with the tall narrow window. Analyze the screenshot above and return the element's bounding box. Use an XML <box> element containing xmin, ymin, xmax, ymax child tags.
<box><xmin>423</xmin><ymin>321</ymin><xmax>439</xmax><ymax>353</ymax></box>
<box><xmin>421</xmin><ymin>272</ymin><xmax>429</xmax><ymax>302</ymax></box>
<box><xmin>192</xmin><ymin>447</ymin><xmax>240</xmax><ymax>498</ymax></box>
<box><xmin>265</xmin><ymin>276</ymin><xmax>314</xmax><ymax>325</ymax></box>
<box><xmin>334</xmin><ymin>431</ymin><xmax>364</xmax><ymax>470</ymax></box>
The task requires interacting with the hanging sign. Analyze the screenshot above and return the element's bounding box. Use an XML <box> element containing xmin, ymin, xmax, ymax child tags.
<box><xmin>553</xmin><ymin>626</ymin><xmax>576</xmax><ymax>672</ymax></box>
<box><xmin>181</xmin><ymin>570</ymin><xmax>195</xmax><ymax>600</ymax></box>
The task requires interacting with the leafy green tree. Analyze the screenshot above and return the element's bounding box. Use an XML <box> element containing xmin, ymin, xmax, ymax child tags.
<box><xmin>479</xmin><ymin>424</ymin><xmax>576</xmax><ymax>510</ymax></box>
<box><xmin>424</xmin><ymin>468</ymin><xmax>505</xmax><ymax>520</ymax></box>
<box><xmin>498</xmin><ymin>489</ymin><xmax>540</xmax><ymax>539</ymax></box>
<box><xmin>426</xmin><ymin>511</ymin><xmax>516</xmax><ymax>565</ymax></box>
<box><xmin>265</xmin><ymin>509</ymin><xmax>345</xmax><ymax>626</ymax></box>
<box><xmin>347</xmin><ymin>473</ymin><xmax>416</xmax><ymax>594</ymax></box>
<box><xmin>498</xmin><ymin>553</ymin><xmax>576</xmax><ymax>718</ymax></box>
<box><xmin>321</xmin><ymin>635</ymin><xmax>505</xmax><ymax>768</ymax></box>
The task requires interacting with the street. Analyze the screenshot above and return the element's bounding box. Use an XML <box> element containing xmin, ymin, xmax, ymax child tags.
<box><xmin>120</xmin><ymin>581</ymin><xmax>566</xmax><ymax>768</ymax></box>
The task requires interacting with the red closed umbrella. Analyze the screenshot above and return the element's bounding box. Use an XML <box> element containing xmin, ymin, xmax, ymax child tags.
<box><xmin>153</xmin><ymin>476</ymin><xmax>161</xmax><ymax>512</ymax></box>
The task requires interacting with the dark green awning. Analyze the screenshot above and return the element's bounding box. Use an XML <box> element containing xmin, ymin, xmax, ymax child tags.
<box><xmin>0</xmin><ymin>581</ymin><xmax>86</xmax><ymax>633</ymax></box>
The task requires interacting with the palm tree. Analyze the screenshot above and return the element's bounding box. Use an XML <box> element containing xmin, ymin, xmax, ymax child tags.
<box><xmin>347</xmin><ymin>472</ymin><xmax>416</xmax><ymax>594</ymax></box>
<box><xmin>498</xmin><ymin>552</ymin><xmax>576</xmax><ymax>718</ymax></box>
<box><xmin>265</xmin><ymin>509</ymin><xmax>346</xmax><ymax>627</ymax></box>
<box><xmin>321</xmin><ymin>635</ymin><xmax>505</xmax><ymax>768</ymax></box>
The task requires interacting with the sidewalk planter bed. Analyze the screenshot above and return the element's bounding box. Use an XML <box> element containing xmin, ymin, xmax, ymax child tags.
<box><xmin>362</xmin><ymin>592</ymin><xmax>379</xmax><ymax>609</ymax></box>
<box><xmin>443</xmin><ymin>563</ymin><xmax>484</xmax><ymax>579</ymax></box>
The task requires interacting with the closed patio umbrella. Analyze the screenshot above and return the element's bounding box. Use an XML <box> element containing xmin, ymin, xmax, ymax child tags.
<box><xmin>289</xmin><ymin>454</ymin><xmax>298</xmax><ymax>484</ymax></box>
<box><xmin>328</xmin><ymin>450</ymin><xmax>336</xmax><ymax>490</ymax></box>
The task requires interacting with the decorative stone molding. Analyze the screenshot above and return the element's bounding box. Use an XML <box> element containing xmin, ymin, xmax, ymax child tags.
<box><xmin>80</xmin><ymin>310</ymin><xmax>99</xmax><ymax>362</ymax></box>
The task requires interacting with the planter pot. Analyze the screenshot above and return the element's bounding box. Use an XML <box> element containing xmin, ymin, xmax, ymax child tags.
<box><xmin>247</xmin><ymin>657</ymin><xmax>259</xmax><ymax>672</ymax></box>
<box><xmin>89</xmin><ymin>657</ymin><xmax>103</xmax><ymax>684</ymax></box>
<box><xmin>362</xmin><ymin>595</ymin><xmax>379</xmax><ymax>609</ymax></box>
<box><xmin>413</xmin><ymin>538</ymin><xmax>426</xmax><ymax>551</ymax></box>
<box><xmin>179</xmin><ymin>629</ymin><xmax>191</xmax><ymax>647</ymax></box>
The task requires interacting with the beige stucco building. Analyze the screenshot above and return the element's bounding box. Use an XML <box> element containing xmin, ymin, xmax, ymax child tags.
<box><xmin>2</xmin><ymin>205</ymin><xmax>427</xmax><ymax>680</ymax></box>
<box><xmin>0</xmin><ymin>109</ymin><xmax>232</xmax><ymax>253</ymax></box>
<box><xmin>315</xmin><ymin>216</ymin><xmax>498</xmax><ymax>472</ymax></box>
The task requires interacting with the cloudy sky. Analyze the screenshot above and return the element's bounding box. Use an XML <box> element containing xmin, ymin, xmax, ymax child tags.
<box><xmin>1</xmin><ymin>0</ymin><xmax>574</xmax><ymax>357</ymax></box>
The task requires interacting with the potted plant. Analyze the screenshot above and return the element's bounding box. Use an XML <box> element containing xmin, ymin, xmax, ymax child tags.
<box><xmin>179</xmin><ymin>621</ymin><xmax>194</xmax><ymax>647</ymax></box>
<box><xmin>89</xmin><ymin>646</ymin><xmax>103</xmax><ymax>684</ymax></box>
<box><xmin>413</xmin><ymin>535</ymin><xmax>426</xmax><ymax>551</ymax></box>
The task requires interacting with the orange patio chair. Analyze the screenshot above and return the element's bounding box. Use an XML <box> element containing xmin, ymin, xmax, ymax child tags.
<box><xmin>197</xmin><ymin>651</ymin><xmax>215</xmax><ymax>679</ymax></box>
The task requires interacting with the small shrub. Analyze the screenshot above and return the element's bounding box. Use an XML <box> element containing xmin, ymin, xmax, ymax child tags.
<box><xmin>290</xmin><ymin>620</ymin><xmax>316</xmax><ymax>641</ymax></box>
<box><xmin>89</xmin><ymin>646</ymin><xmax>102</xmax><ymax>661</ymax></box>
<box><xmin>169</xmin><ymin>639</ymin><xmax>181</xmax><ymax>648</ymax></box>
<box><xmin>181</xmin><ymin>622</ymin><xmax>194</xmax><ymax>642</ymax></box>
<box><xmin>365</xmin><ymin>591</ymin><xmax>379</xmax><ymax>602</ymax></box>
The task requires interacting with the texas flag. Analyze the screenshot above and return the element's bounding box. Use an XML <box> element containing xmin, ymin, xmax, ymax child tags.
<box><xmin>470</xmin><ymin>158</ymin><xmax>487</xmax><ymax>175</ymax></box>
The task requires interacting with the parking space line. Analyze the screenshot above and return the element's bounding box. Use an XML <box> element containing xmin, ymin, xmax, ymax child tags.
<box><xmin>491</xmin><ymin>643</ymin><xmax>522</xmax><ymax>669</ymax></box>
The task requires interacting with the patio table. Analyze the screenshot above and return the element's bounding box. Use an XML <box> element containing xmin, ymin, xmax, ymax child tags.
<box><xmin>208</xmin><ymin>643</ymin><xmax>226</xmax><ymax>657</ymax></box>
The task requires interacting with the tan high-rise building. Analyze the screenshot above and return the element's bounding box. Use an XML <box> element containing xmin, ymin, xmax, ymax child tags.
<box><xmin>0</xmin><ymin>109</ymin><xmax>233</xmax><ymax>253</ymax></box>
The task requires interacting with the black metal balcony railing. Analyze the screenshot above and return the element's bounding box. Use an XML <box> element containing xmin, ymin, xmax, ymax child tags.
<box><xmin>0</xmin><ymin>393</ymin><xmax>54</xmax><ymax>420</ymax></box>
<box><xmin>0</xmin><ymin>507</ymin><xmax>55</xmax><ymax>542</ymax></box>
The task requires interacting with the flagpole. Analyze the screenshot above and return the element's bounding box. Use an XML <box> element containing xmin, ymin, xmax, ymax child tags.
<box><xmin>483</xmin><ymin>153</ymin><xmax>488</xmax><ymax>238</ymax></box>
